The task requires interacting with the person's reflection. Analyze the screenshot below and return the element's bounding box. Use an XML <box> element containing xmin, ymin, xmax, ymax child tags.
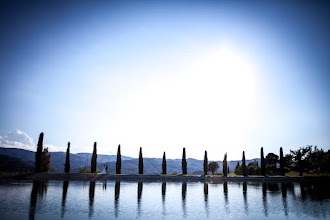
<box><xmin>223</xmin><ymin>182</ymin><xmax>229</xmax><ymax>214</ymax></box>
<box><xmin>262</xmin><ymin>183</ymin><xmax>268</xmax><ymax>217</ymax></box>
<box><xmin>204</xmin><ymin>182</ymin><xmax>209</xmax><ymax>217</ymax></box>
<box><xmin>182</xmin><ymin>182</ymin><xmax>187</xmax><ymax>218</ymax></box>
<box><xmin>61</xmin><ymin>181</ymin><xmax>69</xmax><ymax>218</ymax></box>
<box><xmin>114</xmin><ymin>181</ymin><xmax>120</xmax><ymax>219</ymax></box>
<box><xmin>29</xmin><ymin>181</ymin><xmax>48</xmax><ymax>220</ymax></box>
<box><xmin>89</xmin><ymin>181</ymin><xmax>95</xmax><ymax>219</ymax></box>
<box><xmin>162</xmin><ymin>182</ymin><xmax>166</xmax><ymax>216</ymax></box>
<box><xmin>103</xmin><ymin>181</ymin><xmax>107</xmax><ymax>191</ymax></box>
<box><xmin>281</xmin><ymin>183</ymin><xmax>288</xmax><ymax>216</ymax></box>
<box><xmin>137</xmin><ymin>182</ymin><xmax>143</xmax><ymax>217</ymax></box>
<box><xmin>243</xmin><ymin>182</ymin><xmax>248</xmax><ymax>215</ymax></box>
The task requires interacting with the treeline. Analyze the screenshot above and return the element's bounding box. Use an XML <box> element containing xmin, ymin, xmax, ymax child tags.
<box><xmin>234</xmin><ymin>146</ymin><xmax>330</xmax><ymax>176</ymax></box>
<box><xmin>34</xmin><ymin>132</ymin><xmax>330</xmax><ymax>176</ymax></box>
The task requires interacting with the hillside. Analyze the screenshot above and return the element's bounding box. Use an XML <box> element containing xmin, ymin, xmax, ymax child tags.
<box><xmin>0</xmin><ymin>147</ymin><xmax>260</xmax><ymax>174</ymax></box>
<box><xmin>0</xmin><ymin>155</ymin><xmax>34</xmax><ymax>172</ymax></box>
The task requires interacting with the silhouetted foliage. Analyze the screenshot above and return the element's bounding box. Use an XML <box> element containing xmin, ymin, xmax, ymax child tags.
<box><xmin>116</xmin><ymin>145</ymin><xmax>121</xmax><ymax>174</ymax></box>
<box><xmin>234</xmin><ymin>162</ymin><xmax>241</xmax><ymax>175</ymax></box>
<box><xmin>40</xmin><ymin>147</ymin><xmax>51</xmax><ymax>172</ymax></box>
<box><xmin>265</xmin><ymin>153</ymin><xmax>279</xmax><ymax>165</ymax></box>
<box><xmin>242</xmin><ymin>151</ymin><xmax>247</xmax><ymax>176</ymax></box>
<box><xmin>64</xmin><ymin>142</ymin><xmax>70</xmax><ymax>173</ymax></box>
<box><xmin>290</xmin><ymin>146</ymin><xmax>330</xmax><ymax>176</ymax></box>
<box><xmin>91</xmin><ymin>142</ymin><xmax>97</xmax><ymax>173</ymax></box>
<box><xmin>280</xmin><ymin>147</ymin><xmax>284</xmax><ymax>176</ymax></box>
<box><xmin>261</xmin><ymin>147</ymin><xmax>266</xmax><ymax>176</ymax></box>
<box><xmin>203</xmin><ymin>150</ymin><xmax>208</xmax><ymax>175</ymax></box>
<box><xmin>208</xmin><ymin>161</ymin><xmax>219</xmax><ymax>174</ymax></box>
<box><xmin>182</xmin><ymin>148</ymin><xmax>187</xmax><ymax>174</ymax></box>
<box><xmin>139</xmin><ymin>147</ymin><xmax>143</xmax><ymax>174</ymax></box>
<box><xmin>162</xmin><ymin>151</ymin><xmax>166</xmax><ymax>175</ymax></box>
<box><xmin>223</xmin><ymin>153</ymin><xmax>227</xmax><ymax>177</ymax></box>
<box><xmin>34</xmin><ymin>132</ymin><xmax>44</xmax><ymax>173</ymax></box>
<box><xmin>247</xmin><ymin>160</ymin><xmax>261</xmax><ymax>175</ymax></box>
<box><xmin>227</xmin><ymin>166</ymin><xmax>229</xmax><ymax>174</ymax></box>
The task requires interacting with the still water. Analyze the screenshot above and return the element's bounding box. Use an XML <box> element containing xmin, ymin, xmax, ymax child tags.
<box><xmin>0</xmin><ymin>180</ymin><xmax>329</xmax><ymax>220</ymax></box>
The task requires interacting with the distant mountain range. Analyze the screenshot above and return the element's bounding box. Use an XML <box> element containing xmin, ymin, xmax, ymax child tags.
<box><xmin>0</xmin><ymin>147</ymin><xmax>260</xmax><ymax>174</ymax></box>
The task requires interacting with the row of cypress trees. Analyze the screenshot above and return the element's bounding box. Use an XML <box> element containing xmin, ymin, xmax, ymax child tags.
<box><xmin>39</xmin><ymin>133</ymin><xmax>286</xmax><ymax>176</ymax></box>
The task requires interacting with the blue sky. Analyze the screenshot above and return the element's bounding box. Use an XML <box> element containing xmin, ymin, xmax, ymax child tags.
<box><xmin>0</xmin><ymin>1</ymin><xmax>329</xmax><ymax>160</ymax></box>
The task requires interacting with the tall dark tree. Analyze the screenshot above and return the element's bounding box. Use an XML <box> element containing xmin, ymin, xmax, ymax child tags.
<box><xmin>203</xmin><ymin>150</ymin><xmax>208</xmax><ymax>175</ymax></box>
<box><xmin>261</xmin><ymin>147</ymin><xmax>266</xmax><ymax>176</ymax></box>
<box><xmin>40</xmin><ymin>147</ymin><xmax>51</xmax><ymax>172</ymax></box>
<box><xmin>182</xmin><ymin>148</ymin><xmax>187</xmax><ymax>175</ymax></box>
<box><xmin>139</xmin><ymin>147</ymin><xmax>143</xmax><ymax>174</ymax></box>
<box><xmin>280</xmin><ymin>147</ymin><xmax>285</xmax><ymax>176</ymax></box>
<box><xmin>34</xmin><ymin>132</ymin><xmax>44</xmax><ymax>173</ymax></box>
<box><xmin>223</xmin><ymin>153</ymin><xmax>228</xmax><ymax>177</ymax></box>
<box><xmin>162</xmin><ymin>151</ymin><xmax>167</xmax><ymax>175</ymax></box>
<box><xmin>116</xmin><ymin>145</ymin><xmax>121</xmax><ymax>174</ymax></box>
<box><xmin>242</xmin><ymin>151</ymin><xmax>247</xmax><ymax>176</ymax></box>
<box><xmin>91</xmin><ymin>142</ymin><xmax>97</xmax><ymax>173</ymax></box>
<box><xmin>64</xmin><ymin>142</ymin><xmax>70</xmax><ymax>173</ymax></box>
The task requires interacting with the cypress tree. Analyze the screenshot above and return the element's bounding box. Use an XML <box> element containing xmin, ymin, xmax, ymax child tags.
<box><xmin>116</xmin><ymin>145</ymin><xmax>121</xmax><ymax>174</ymax></box>
<box><xmin>139</xmin><ymin>147</ymin><xmax>143</xmax><ymax>174</ymax></box>
<box><xmin>34</xmin><ymin>132</ymin><xmax>44</xmax><ymax>173</ymax></box>
<box><xmin>242</xmin><ymin>151</ymin><xmax>247</xmax><ymax>176</ymax></box>
<box><xmin>261</xmin><ymin>147</ymin><xmax>266</xmax><ymax>176</ymax></box>
<box><xmin>182</xmin><ymin>148</ymin><xmax>187</xmax><ymax>174</ymax></box>
<box><xmin>223</xmin><ymin>153</ymin><xmax>228</xmax><ymax>177</ymax></box>
<box><xmin>227</xmin><ymin>166</ymin><xmax>230</xmax><ymax>174</ymax></box>
<box><xmin>162</xmin><ymin>151</ymin><xmax>167</xmax><ymax>175</ymax></box>
<box><xmin>40</xmin><ymin>147</ymin><xmax>51</xmax><ymax>172</ymax></box>
<box><xmin>203</xmin><ymin>150</ymin><xmax>208</xmax><ymax>175</ymax></box>
<box><xmin>91</xmin><ymin>142</ymin><xmax>97</xmax><ymax>173</ymax></box>
<box><xmin>64</xmin><ymin>142</ymin><xmax>70</xmax><ymax>173</ymax></box>
<box><xmin>280</xmin><ymin>147</ymin><xmax>284</xmax><ymax>176</ymax></box>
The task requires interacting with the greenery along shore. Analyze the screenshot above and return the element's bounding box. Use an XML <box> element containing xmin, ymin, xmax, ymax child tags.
<box><xmin>5</xmin><ymin>132</ymin><xmax>330</xmax><ymax>177</ymax></box>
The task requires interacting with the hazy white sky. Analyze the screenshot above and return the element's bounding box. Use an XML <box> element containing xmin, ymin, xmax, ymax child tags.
<box><xmin>0</xmin><ymin>1</ymin><xmax>329</xmax><ymax>160</ymax></box>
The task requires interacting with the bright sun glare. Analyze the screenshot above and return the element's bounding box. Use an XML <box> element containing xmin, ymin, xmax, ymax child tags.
<box><xmin>113</xmin><ymin>45</ymin><xmax>258</xmax><ymax>159</ymax></box>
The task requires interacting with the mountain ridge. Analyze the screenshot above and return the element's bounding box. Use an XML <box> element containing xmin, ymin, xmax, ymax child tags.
<box><xmin>0</xmin><ymin>147</ymin><xmax>260</xmax><ymax>174</ymax></box>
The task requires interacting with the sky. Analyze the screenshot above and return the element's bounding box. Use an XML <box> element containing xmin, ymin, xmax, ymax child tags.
<box><xmin>0</xmin><ymin>0</ymin><xmax>329</xmax><ymax>160</ymax></box>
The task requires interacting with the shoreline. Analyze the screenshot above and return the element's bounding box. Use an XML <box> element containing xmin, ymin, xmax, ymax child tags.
<box><xmin>1</xmin><ymin>173</ymin><xmax>329</xmax><ymax>183</ymax></box>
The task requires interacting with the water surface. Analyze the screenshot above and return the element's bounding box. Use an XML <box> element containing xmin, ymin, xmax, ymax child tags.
<box><xmin>0</xmin><ymin>180</ymin><xmax>329</xmax><ymax>219</ymax></box>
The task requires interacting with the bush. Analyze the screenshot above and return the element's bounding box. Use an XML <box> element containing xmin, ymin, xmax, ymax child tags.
<box><xmin>248</xmin><ymin>166</ymin><xmax>255</xmax><ymax>175</ymax></box>
<box><xmin>79</xmin><ymin>167</ymin><xmax>89</xmax><ymax>173</ymax></box>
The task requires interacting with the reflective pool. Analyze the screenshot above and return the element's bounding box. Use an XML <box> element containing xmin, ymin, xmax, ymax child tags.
<box><xmin>0</xmin><ymin>180</ymin><xmax>329</xmax><ymax>219</ymax></box>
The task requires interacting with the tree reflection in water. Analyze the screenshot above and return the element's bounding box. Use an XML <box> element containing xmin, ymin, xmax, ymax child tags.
<box><xmin>162</xmin><ymin>182</ymin><xmax>166</xmax><ymax>216</ymax></box>
<box><xmin>29</xmin><ymin>181</ymin><xmax>48</xmax><ymax>220</ymax></box>
<box><xmin>137</xmin><ymin>182</ymin><xmax>143</xmax><ymax>217</ymax></box>
<box><xmin>114</xmin><ymin>181</ymin><xmax>120</xmax><ymax>219</ymax></box>
<box><xmin>243</xmin><ymin>182</ymin><xmax>248</xmax><ymax>215</ymax></box>
<box><xmin>182</xmin><ymin>182</ymin><xmax>187</xmax><ymax>218</ymax></box>
<box><xmin>223</xmin><ymin>182</ymin><xmax>229</xmax><ymax>214</ymax></box>
<box><xmin>89</xmin><ymin>181</ymin><xmax>95</xmax><ymax>219</ymax></box>
<box><xmin>204</xmin><ymin>182</ymin><xmax>209</xmax><ymax>217</ymax></box>
<box><xmin>281</xmin><ymin>183</ymin><xmax>289</xmax><ymax>216</ymax></box>
<box><xmin>61</xmin><ymin>181</ymin><xmax>69</xmax><ymax>218</ymax></box>
<box><xmin>262</xmin><ymin>183</ymin><xmax>268</xmax><ymax>217</ymax></box>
